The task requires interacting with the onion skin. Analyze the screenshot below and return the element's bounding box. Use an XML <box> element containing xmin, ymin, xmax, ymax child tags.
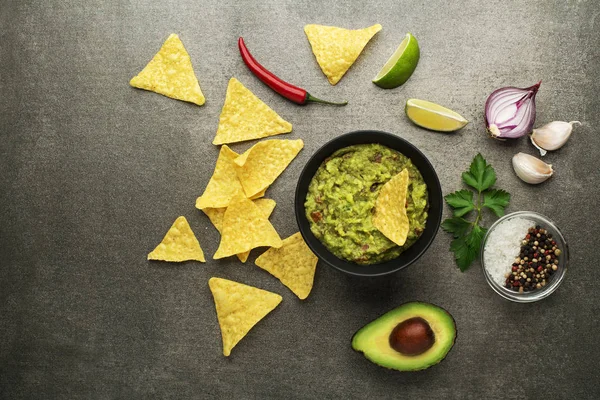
<box><xmin>485</xmin><ymin>82</ymin><xmax>541</xmax><ymax>140</ymax></box>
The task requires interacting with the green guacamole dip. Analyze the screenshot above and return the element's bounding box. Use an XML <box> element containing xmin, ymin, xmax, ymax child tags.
<box><xmin>305</xmin><ymin>144</ymin><xmax>428</xmax><ymax>265</ymax></box>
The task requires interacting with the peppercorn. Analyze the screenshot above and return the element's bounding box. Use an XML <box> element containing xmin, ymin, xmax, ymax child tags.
<box><xmin>503</xmin><ymin>225</ymin><xmax>562</xmax><ymax>294</ymax></box>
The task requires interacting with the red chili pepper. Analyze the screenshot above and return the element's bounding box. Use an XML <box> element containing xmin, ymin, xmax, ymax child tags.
<box><xmin>238</xmin><ymin>37</ymin><xmax>347</xmax><ymax>106</ymax></box>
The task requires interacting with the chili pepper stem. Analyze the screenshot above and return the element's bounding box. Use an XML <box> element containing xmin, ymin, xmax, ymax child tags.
<box><xmin>306</xmin><ymin>93</ymin><xmax>348</xmax><ymax>106</ymax></box>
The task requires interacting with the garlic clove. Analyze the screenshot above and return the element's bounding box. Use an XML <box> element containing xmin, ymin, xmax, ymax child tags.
<box><xmin>530</xmin><ymin>135</ymin><xmax>548</xmax><ymax>157</ymax></box>
<box><xmin>512</xmin><ymin>152</ymin><xmax>554</xmax><ymax>184</ymax></box>
<box><xmin>530</xmin><ymin>121</ymin><xmax>581</xmax><ymax>156</ymax></box>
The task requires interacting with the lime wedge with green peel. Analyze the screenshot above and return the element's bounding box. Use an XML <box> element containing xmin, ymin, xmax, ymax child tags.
<box><xmin>373</xmin><ymin>33</ymin><xmax>420</xmax><ymax>89</ymax></box>
<box><xmin>405</xmin><ymin>99</ymin><xmax>469</xmax><ymax>132</ymax></box>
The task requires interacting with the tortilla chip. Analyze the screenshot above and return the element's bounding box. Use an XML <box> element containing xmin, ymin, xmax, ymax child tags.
<box><xmin>195</xmin><ymin>145</ymin><xmax>246</xmax><ymax>210</ymax></box>
<box><xmin>209</xmin><ymin>277</ymin><xmax>282</xmax><ymax>356</ymax></box>
<box><xmin>204</xmin><ymin>199</ymin><xmax>276</xmax><ymax>232</ymax></box>
<box><xmin>255</xmin><ymin>232</ymin><xmax>318</xmax><ymax>300</ymax></box>
<box><xmin>249</xmin><ymin>188</ymin><xmax>267</xmax><ymax>200</ymax></box>
<box><xmin>213</xmin><ymin>195</ymin><xmax>282</xmax><ymax>259</ymax></box>
<box><xmin>148</xmin><ymin>216</ymin><xmax>205</xmax><ymax>262</ymax></box>
<box><xmin>304</xmin><ymin>24</ymin><xmax>382</xmax><ymax>85</ymax></box>
<box><xmin>130</xmin><ymin>34</ymin><xmax>205</xmax><ymax>105</ymax></box>
<box><xmin>234</xmin><ymin>139</ymin><xmax>304</xmax><ymax>198</ymax></box>
<box><xmin>203</xmin><ymin>198</ymin><xmax>277</xmax><ymax>262</ymax></box>
<box><xmin>212</xmin><ymin>78</ymin><xmax>292</xmax><ymax>145</ymax></box>
<box><xmin>372</xmin><ymin>169</ymin><xmax>410</xmax><ymax>246</ymax></box>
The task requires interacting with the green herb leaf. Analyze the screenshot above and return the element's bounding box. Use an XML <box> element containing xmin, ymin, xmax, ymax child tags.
<box><xmin>461</xmin><ymin>153</ymin><xmax>496</xmax><ymax>192</ymax></box>
<box><xmin>483</xmin><ymin>189</ymin><xmax>511</xmax><ymax>217</ymax></box>
<box><xmin>444</xmin><ymin>153</ymin><xmax>510</xmax><ymax>272</ymax></box>
<box><xmin>444</xmin><ymin>190</ymin><xmax>475</xmax><ymax>217</ymax></box>
<box><xmin>449</xmin><ymin>225</ymin><xmax>487</xmax><ymax>272</ymax></box>
<box><xmin>441</xmin><ymin>217</ymin><xmax>471</xmax><ymax>238</ymax></box>
<box><xmin>449</xmin><ymin>234</ymin><xmax>477</xmax><ymax>272</ymax></box>
<box><xmin>466</xmin><ymin>224</ymin><xmax>487</xmax><ymax>249</ymax></box>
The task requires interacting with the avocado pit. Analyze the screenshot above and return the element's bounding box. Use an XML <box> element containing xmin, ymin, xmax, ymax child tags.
<box><xmin>389</xmin><ymin>317</ymin><xmax>435</xmax><ymax>356</ymax></box>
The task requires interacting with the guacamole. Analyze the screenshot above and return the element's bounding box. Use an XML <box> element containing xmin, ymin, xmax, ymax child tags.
<box><xmin>305</xmin><ymin>144</ymin><xmax>428</xmax><ymax>265</ymax></box>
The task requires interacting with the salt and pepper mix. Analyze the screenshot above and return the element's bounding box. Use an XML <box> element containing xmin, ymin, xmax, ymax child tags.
<box><xmin>483</xmin><ymin>217</ymin><xmax>562</xmax><ymax>294</ymax></box>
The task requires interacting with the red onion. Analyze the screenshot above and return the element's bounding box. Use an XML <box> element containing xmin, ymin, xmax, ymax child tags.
<box><xmin>484</xmin><ymin>81</ymin><xmax>541</xmax><ymax>139</ymax></box>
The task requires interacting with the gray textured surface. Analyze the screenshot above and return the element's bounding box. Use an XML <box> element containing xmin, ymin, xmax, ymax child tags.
<box><xmin>1</xmin><ymin>0</ymin><xmax>599</xmax><ymax>398</ymax></box>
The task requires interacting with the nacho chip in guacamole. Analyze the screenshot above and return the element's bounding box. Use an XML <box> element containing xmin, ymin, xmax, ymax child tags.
<box><xmin>372</xmin><ymin>169</ymin><xmax>410</xmax><ymax>246</ymax></box>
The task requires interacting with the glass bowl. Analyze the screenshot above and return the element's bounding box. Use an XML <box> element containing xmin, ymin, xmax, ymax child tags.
<box><xmin>480</xmin><ymin>211</ymin><xmax>568</xmax><ymax>303</ymax></box>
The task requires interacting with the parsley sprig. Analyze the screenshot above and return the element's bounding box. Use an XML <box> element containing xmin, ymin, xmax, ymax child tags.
<box><xmin>441</xmin><ymin>154</ymin><xmax>511</xmax><ymax>271</ymax></box>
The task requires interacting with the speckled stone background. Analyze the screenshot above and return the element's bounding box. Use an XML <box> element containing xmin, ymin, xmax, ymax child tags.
<box><xmin>1</xmin><ymin>0</ymin><xmax>599</xmax><ymax>399</ymax></box>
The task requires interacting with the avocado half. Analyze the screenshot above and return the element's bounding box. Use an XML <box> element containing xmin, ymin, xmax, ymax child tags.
<box><xmin>351</xmin><ymin>302</ymin><xmax>456</xmax><ymax>371</ymax></box>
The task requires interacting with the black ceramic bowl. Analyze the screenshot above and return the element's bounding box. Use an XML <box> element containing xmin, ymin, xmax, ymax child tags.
<box><xmin>294</xmin><ymin>130</ymin><xmax>443</xmax><ymax>277</ymax></box>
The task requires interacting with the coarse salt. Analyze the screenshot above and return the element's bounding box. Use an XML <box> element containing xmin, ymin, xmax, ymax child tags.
<box><xmin>484</xmin><ymin>217</ymin><xmax>535</xmax><ymax>285</ymax></box>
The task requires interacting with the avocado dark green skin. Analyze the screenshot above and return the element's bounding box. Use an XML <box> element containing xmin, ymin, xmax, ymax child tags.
<box><xmin>351</xmin><ymin>302</ymin><xmax>457</xmax><ymax>372</ymax></box>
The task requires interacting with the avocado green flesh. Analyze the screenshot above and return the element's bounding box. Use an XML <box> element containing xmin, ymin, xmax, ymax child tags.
<box><xmin>352</xmin><ymin>302</ymin><xmax>456</xmax><ymax>371</ymax></box>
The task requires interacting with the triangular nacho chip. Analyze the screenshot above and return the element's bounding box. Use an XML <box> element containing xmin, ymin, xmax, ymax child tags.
<box><xmin>234</xmin><ymin>139</ymin><xmax>304</xmax><ymax>198</ymax></box>
<box><xmin>148</xmin><ymin>216</ymin><xmax>205</xmax><ymax>262</ymax></box>
<box><xmin>249</xmin><ymin>188</ymin><xmax>267</xmax><ymax>200</ymax></box>
<box><xmin>130</xmin><ymin>34</ymin><xmax>205</xmax><ymax>105</ymax></box>
<box><xmin>213</xmin><ymin>195</ymin><xmax>282</xmax><ymax>259</ymax></box>
<box><xmin>209</xmin><ymin>277</ymin><xmax>282</xmax><ymax>356</ymax></box>
<box><xmin>195</xmin><ymin>145</ymin><xmax>246</xmax><ymax>210</ymax></box>
<box><xmin>203</xmin><ymin>199</ymin><xmax>277</xmax><ymax>262</ymax></box>
<box><xmin>255</xmin><ymin>232</ymin><xmax>318</xmax><ymax>300</ymax></box>
<box><xmin>212</xmin><ymin>78</ymin><xmax>292</xmax><ymax>145</ymax></box>
<box><xmin>372</xmin><ymin>169</ymin><xmax>410</xmax><ymax>246</ymax></box>
<box><xmin>304</xmin><ymin>24</ymin><xmax>382</xmax><ymax>85</ymax></box>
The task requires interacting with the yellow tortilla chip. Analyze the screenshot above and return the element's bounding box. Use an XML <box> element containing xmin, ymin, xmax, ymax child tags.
<box><xmin>130</xmin><ymin>34</ymin><xmax>205</xmax><ymax>105</ymax></box>
<box><xmin>255</xmin><ymin>232</ymin><xmax>318</xmax><ymax>300</ymax></box>
<box><xmin>209</xmin><ymin>277</ymin><xmax>282</xmax><ymax>356</ymax></box>
<box><xmin>249</xmin><ymin>188</ymin><xmax>267</xmax><ymax>200</ymax></box>
<box><xmin>195</xmin><ymin>146</ymin><xmax>246</xmax><ymax>210</ymax></box>
<box><xmin>213</xmin><ymin>195</ymin><xmax>282</xmax><ymax>259</ymax></box>
<box><xmin>304</xmin><ymin>24</ymin><xmax>382</xmax><ymax>85</ymax></box>
<box><xmin>213</xmin><ymin>78</ymin><xmax>292</xmax><ymax>145</ymax></box>
<box><xmin>203</xmin><ymin>199</ymin><xmax>277</xmax><ymax>263</ymax></box>
<box><xmin>372</xmin><ymin>169</ymin><xmax>410</xmax><ymax>246</ymax></box>
<box><xmin>234</xmin><ymin>139</ymin><xmax>304</xmax><ymax>198</ymax></box>
<box><xmin>148</xmin><ymin>216</ymin><xmax>205</xmax><ymax>262</ymax></box>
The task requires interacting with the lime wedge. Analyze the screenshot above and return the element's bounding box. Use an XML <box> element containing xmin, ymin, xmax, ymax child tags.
<box><xmin>372</xmin><ymin>33</ymin><xmax>420</xmax><ymax>89</ymax></box>
<box><xmin>405</xmin><ymin>99</ymin><xmax>468</xmax><ymax>132</ymax></box>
